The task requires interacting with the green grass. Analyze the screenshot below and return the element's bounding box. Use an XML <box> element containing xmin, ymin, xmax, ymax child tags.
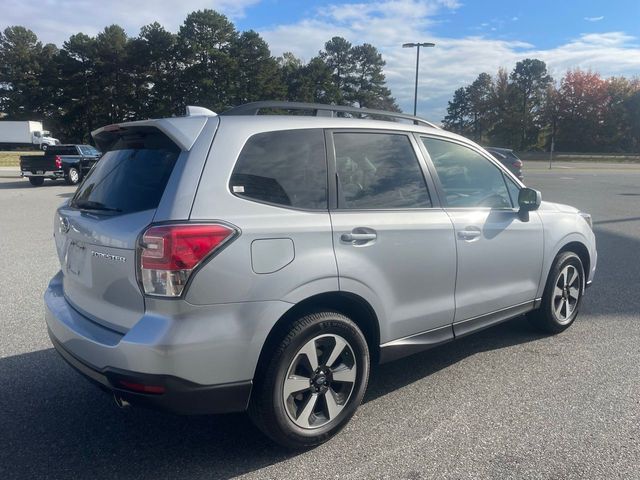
<box><xmin>0</xmin><ymin>151</ymin><xmax>42</xmax><ymax>167</ymax></box>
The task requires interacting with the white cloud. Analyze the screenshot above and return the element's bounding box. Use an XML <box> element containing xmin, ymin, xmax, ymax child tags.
<box><xmin>260</xmin><ymin>1</ymin><xmax>640</xmax><ymax>122</ymax></box>
<box><xmin>1</xmin><ymin>0</ymin><xmax>637</xmax><ymax>122</ymax></box>
<box><xmin>584</xmin><ymin>16</ymin><xmax>605</xmax><ymax>22</ymax></box>
<box><xmin>0</xmin><ymin>0</ymin><xmax>260</xmax><ymax>44</ymax></box>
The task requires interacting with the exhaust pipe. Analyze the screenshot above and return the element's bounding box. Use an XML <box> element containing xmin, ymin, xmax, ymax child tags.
<box><xmin>113</xmin><ymin>394</ymin><xmax>131</xmax><ymax>409</ymax></box>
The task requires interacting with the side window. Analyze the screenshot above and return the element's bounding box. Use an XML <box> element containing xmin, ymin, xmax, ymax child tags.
<box><xmin>230</xmin><ymin>129</ymin><xmax>327</xmax><ymax>210</ymax></box>
<box><xmin>504</xmin><ymin>175</ymin><xmax>521</xmax><ymax>207</ymax></box>
<box><xmin>422</xmin><ymin>137</ymin><xmax>513</xmax><ymax>208</ymax></box>
<box><xmin>333</xmin><ymin>132</ymin><xmax>431</xmax><ymax>209</ymax></box>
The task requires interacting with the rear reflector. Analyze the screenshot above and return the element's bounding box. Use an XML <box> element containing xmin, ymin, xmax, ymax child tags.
<box><xmin>117</xmin><ymin>380</ymin><xmax>165</xmax><ymax>394</ymax></box>
<box><xmin>139</xmin><ymin>224</ymin><xmax>236</xmax><ymax>297</ymax></box>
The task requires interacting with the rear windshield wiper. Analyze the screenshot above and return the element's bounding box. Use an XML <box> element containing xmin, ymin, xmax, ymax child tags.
<box><xmin>72</xmin><ymin>200</ymin><xmax>122</xmax><ymax>212</ymax></box>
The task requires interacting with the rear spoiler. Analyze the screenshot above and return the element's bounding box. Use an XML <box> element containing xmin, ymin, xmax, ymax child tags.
<box><xmin>91</xmin><ymin>107</ymin><xmax>217</xmax><ymax>152</ymax></box>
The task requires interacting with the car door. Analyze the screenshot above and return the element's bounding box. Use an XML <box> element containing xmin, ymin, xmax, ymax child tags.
<box><xmin>77</xmin><ymin>146</ymin><xmax>97</xmax><ymax>175</ymax></box>
<box><xmin>327</xmin><ymin>130</ymin><xmax>457</xmax><ymax>351</ymax></box>
<box><xmin>419</xmin><ymin>136</ymin><xmax>544</xmax><ymax>335</ymax></box>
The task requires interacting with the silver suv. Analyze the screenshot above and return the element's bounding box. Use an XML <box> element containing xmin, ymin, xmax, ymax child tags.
<box><xmin>45</xmin><ymin>102</ymin><xmax>597</xmax><ymax>448</ymax></box>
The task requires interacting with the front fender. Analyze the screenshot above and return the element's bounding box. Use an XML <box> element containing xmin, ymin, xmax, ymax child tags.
<box><xmin>537</xmin><ymin>225</ymin><xmax>596</xmax><ymax>298</ymax></box>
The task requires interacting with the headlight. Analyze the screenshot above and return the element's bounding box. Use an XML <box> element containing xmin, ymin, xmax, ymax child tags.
<box><xmin>579</xmin><ymin>212</ymin><xmax>593</xmax><ymax>230</ymax></box>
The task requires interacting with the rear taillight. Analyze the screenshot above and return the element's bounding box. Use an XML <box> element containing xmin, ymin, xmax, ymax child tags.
<box><xmin>512</xmin><ymin>159</ymin><xmax>523</xmax><ymax>168</ymax></box>
<box><xmin>55</xmin><ymin>155</ymin><xmax>62</xmax><ymax>169</ymax></box>
<box><xmin>139</xmin><ymin>224</ymin><xmax>237</xmax><ymax>297</ymax></box>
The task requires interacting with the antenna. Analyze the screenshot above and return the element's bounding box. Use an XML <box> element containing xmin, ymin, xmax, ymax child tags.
<box><xmin>185</xmin><ymin>106</ymin><xmax>217</xmax><ymax>117</ymax></box>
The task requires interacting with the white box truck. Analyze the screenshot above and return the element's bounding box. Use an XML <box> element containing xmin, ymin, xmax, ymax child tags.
<box><xmin>0</xmin><ymin>121</ymin><xmax>60</xmax><ymax>150</ymax></box>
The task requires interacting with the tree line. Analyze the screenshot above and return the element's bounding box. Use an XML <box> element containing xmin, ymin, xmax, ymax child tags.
<box><xmin>2</xmin><ymin>9</ymin><xmax>638</xmax><ymax>152</ymax></box>
<box><xmin>443</xmin><ymin>59</ymin><xmax>640</xmax><ymax>153</ymax></box>
<box><xmin>0</xmin><ymin>10</ymin><xmax>398</xmax><ymax>143</ymax></box>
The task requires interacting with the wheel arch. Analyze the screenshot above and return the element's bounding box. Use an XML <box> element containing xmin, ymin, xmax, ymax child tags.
<box><xmin>558</xmin><ymin>241</ymin><xmax>590</xmax><ymax>282</ymax></box>
<box><xmin>538</xmin><ymin>234</ymin><xmax>592</xmax><ymax>299</ymax></box>
<box><xmin>253</xmin><ymin>291</ymin><xmax>381</xmax><ymax>382</ymax></box>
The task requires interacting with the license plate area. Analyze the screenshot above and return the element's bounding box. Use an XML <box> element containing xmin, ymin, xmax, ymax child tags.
<box><xmin>66</xmin><ymin>241</ymin><xmax>86</xmax><ymax>276</ymax></box>
<box><xmin>36</xmin><ymin>170</ymin><xmax>45</xmax><ymax>174</ymax></box>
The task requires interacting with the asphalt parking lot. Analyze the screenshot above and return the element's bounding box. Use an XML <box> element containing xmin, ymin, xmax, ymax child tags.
<box><xmin>1</xmin><ymin>163</ymin><xmax>639</xmax><ymax>479</ymax></box>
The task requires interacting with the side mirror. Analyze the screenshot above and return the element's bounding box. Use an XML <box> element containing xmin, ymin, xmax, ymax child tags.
<box><xmin>518</xmin><ymin>187</ymin><xmax>541</xmax><ymax>211</ymax></box>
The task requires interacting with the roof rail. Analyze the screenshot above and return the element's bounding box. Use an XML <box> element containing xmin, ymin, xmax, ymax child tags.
<box><xmin>220</xmin><ymin>101</ymin><xmax>439</xmax><ymax>129</ymax></box>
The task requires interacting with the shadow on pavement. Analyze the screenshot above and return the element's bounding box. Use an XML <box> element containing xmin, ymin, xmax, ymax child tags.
<box><xmin>0</xmin><ymin>179</ymin><xmax>70</xmax><ymax>190</ymax></box>
<box><xmin>1</xmin><ymin>217</ymin><xmax>637</xmax><ymax>479</ymax></box>
<box><xmin>582</xmin><ymin>226</ymin><xmax>640</xmax><ymax>316</ymax></box>
<box><xmin>0</xmin><ymin>348</ymin><xmax>296</xmax><ymax>479</ymax></box>
<box><xmin>0</xmin><ymin>316</ymin><xmax>548</xmax><ymax>480</ymax></box>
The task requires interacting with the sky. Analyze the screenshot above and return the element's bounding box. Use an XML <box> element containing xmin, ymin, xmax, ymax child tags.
<box><xmin>1</xmin><ymin>0</ymin><xmax>639</xmax><ymax>121</ymax></box>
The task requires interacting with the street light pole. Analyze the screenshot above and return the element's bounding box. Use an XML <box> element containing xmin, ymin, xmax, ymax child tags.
<box><xmin>402</xmin><ymin>42</ymin><xmax>435</xmax><ymax>116</ymax></box>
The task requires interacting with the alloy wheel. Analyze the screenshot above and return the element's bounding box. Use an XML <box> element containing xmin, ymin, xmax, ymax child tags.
<box><xmin>283</xmin><ymin>334</ymin><xmax>357</xmax><ymax>429</ymax></box>
<box><xmin>552</xmin><ymin>264</ymin><xmax>580</xmax><ymax>323</ymax></box>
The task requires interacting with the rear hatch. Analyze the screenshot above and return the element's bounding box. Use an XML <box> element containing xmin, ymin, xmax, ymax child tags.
<box><xmin>55</xmin><ymin>128</ymin><xmax>180</xmax><ymax>332</ymax></box>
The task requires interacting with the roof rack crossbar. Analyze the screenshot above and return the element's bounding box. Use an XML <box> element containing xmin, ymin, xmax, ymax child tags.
<box><xmin>221</xmin><ymin>101</ymin><xmax>439</xmax><ymax>129</ymax></box>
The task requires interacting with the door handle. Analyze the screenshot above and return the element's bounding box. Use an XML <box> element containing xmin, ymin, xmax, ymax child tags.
<box><xmin>457</xmin><ymin>229</ymin><xmax>482</xmax><ymax>240</ymax></box>
<box><xmin>341</xmin><ymin>232</ymin><xmax>377</xmax><ymax>242</ymax></box>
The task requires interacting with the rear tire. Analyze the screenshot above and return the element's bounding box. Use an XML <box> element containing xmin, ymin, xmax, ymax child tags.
<box><xmin>66</xmin><ymin>167</ymin><xmax>80</xmax><ymax>185</ymax></box>
<box><xmin>28</xmin><ymin>177</ymin><xmax>45</xmax><ymax>186</ymax></box>
<box><xmin>249</xmin><ymin>311</ymin><xmax>370</xmax><ymax>449</ymax></box>
<box><xmin>528</xmin><ymin>251</ymin><xmax>584</xmax><ymax>334</ymax></box>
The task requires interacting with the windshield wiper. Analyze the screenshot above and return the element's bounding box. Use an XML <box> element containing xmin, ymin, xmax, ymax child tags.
<box><xmin>73</xmin><ymin>200</ymin><xmax>122</xmax><ymax>212</ymax></box>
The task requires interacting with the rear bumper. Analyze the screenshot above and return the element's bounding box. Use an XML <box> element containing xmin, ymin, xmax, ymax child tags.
<box><xmin>49</xmin><ymin>333</ymin><xmax>252</xmax><ymax>414</ymax></box>
<box><xmin>21</xmin><ymin>169</ymin><xmax>64</xmax><ymax>178</ymax></box>
<box><xmin>45</xmin><ymin>271</ymin><xmax>291</xmax><ymax>414</ymax></box>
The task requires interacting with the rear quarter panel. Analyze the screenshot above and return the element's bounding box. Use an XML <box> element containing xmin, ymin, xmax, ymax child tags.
<box><xmin>186</xmin><ymin>118</ymin><xmax>338</xmax><ymax>306</ymax></box>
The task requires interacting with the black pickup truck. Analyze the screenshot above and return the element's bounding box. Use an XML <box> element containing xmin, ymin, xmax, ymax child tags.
<box><xmin>20</xmin><ymin>144</ymin><xmax>101</xmax><ymax>186</ymax></box>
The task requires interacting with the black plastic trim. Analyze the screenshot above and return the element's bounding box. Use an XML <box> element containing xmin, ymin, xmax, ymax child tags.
<box><xmin>453</xmin><ymin>300</ymin><xmax>536</xmax><ymax>338</ymax></box>
<box><xmin>49</xmin><ymin>331</ymin><xmax>252</xmax><ymax>415</ymax></box>
<box><xmin>379</xmin><ymin>325</ymin><xmax>454</xmax><ymax>363</ymax></box>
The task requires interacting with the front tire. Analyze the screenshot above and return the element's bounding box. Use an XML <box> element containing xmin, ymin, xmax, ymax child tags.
<box><xmin>529</xmin><ymin>251</ymin><xmax>584</xmax><ymax>334</ymax></box>
<box><xmin>66</xmin><ymin>167</ymin><xmax>80</xmax><ymax>185</ymax></box>
<box><xmin>249</xmin><ymin>311</ymin><xmax>370</xmax><ymax>448</ymax></box>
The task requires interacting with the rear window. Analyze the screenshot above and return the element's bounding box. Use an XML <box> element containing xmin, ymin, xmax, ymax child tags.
<box><xmin>47</xmin><ymin>146</ymin><xmax>78</xmax><ymax>156</ymax></box>
<box><xmin>70</xmin><ymin>131</ymin><xmax>179</xmax><ymax>215</ymax></box>
<box><xmin>229</xmin><ymin>129</ymin><xmax>327</xmax><ymax>210</ymax></box>
<box><xmin>79</xmin><ymin>145</ymin><xmax>100</xmax><ymax>156</ymax></box>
